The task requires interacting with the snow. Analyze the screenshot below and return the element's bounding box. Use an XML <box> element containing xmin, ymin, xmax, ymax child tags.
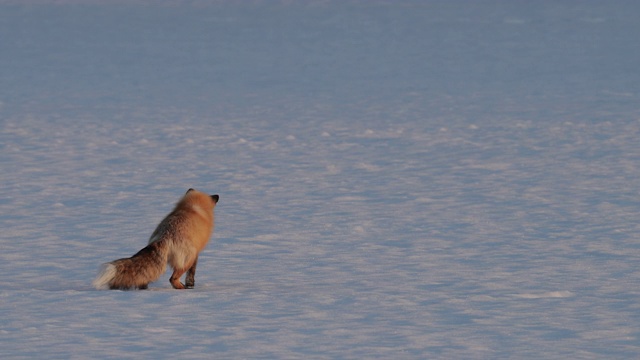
<box><xmin>1</xmin><ymin>0</ymin><xmax>640</xmax><ymax>358</ymax></box>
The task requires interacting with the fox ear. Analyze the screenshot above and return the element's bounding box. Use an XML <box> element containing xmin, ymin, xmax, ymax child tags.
<box><xmin>186</xmin><ymin>188</ymin><xmax>195</xmax><ymax>194</ymax></box>
<box><xmin>211</xmin><ymin>194</ymin><xmax>219</xmax><ymax>203</ymax></box>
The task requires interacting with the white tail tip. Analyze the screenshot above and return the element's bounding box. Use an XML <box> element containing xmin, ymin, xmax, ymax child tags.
<box><xmin>93</xmin><ymin>263</ymin><xmax>116</xmax><ymax>290</ymax></box>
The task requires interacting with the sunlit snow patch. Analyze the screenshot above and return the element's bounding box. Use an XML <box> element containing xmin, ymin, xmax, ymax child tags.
<box><xmin>513</xmin><ymin>291</ymin><xmax>573</xmax><ymax>299</ymax></box>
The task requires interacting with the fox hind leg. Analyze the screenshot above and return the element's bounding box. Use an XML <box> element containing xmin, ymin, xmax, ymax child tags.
<box><xmin>170</xmin><ymin>268</ymin><xmax>187</xmax><ymax>289</ymax></box>
<box><xmin>170</xmin><ymin>256</ymin><xmax>198</xmax><ymax>290</ymax></box>
<box><xmin>185</xmin><ymin>256</ymin><xmax>198</xmax><ymax>289</ymax></box>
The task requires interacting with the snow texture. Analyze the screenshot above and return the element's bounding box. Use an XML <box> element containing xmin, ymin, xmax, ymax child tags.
<box><xmin>1</xmin><ymin>1</ymin><xmax>640</xmax><ymax>359</ymax></box>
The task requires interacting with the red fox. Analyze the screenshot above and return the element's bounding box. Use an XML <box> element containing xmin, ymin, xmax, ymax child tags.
<box><xmin>93</xmin><ymin>189</ymin><xmax>219</xmax><ymax>290</ymax></box>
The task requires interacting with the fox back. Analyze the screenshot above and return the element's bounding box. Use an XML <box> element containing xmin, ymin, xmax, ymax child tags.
<box><xmin>150</xmin><ymin>189</ymin><xmax>218</xmax><ymax>271</ymax></box>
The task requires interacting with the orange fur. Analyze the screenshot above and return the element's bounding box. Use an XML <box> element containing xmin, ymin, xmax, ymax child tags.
<box><xmin>93</xmin><ymin>189</ymin><xmax>219</xmax><ymax>290</ymax></box>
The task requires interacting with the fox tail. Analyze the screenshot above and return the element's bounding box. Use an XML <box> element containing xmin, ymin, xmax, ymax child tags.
<box><xmin>93</xmin><ymin>241</ymin><xmax>169</xmax><ymax>290</ymax></box>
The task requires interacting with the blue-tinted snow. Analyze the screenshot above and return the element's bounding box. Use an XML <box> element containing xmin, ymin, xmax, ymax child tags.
<box><xmin>1</xmin><ymin>1</ymin><xmax>640</xmax><ymax>359</ymax></box>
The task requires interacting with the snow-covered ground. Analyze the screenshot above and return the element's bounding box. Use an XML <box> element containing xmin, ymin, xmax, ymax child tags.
<box><xmin>1</xmin><ymin>1</ymin><xmax>640</xmax><ymax>358</ymax></box>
